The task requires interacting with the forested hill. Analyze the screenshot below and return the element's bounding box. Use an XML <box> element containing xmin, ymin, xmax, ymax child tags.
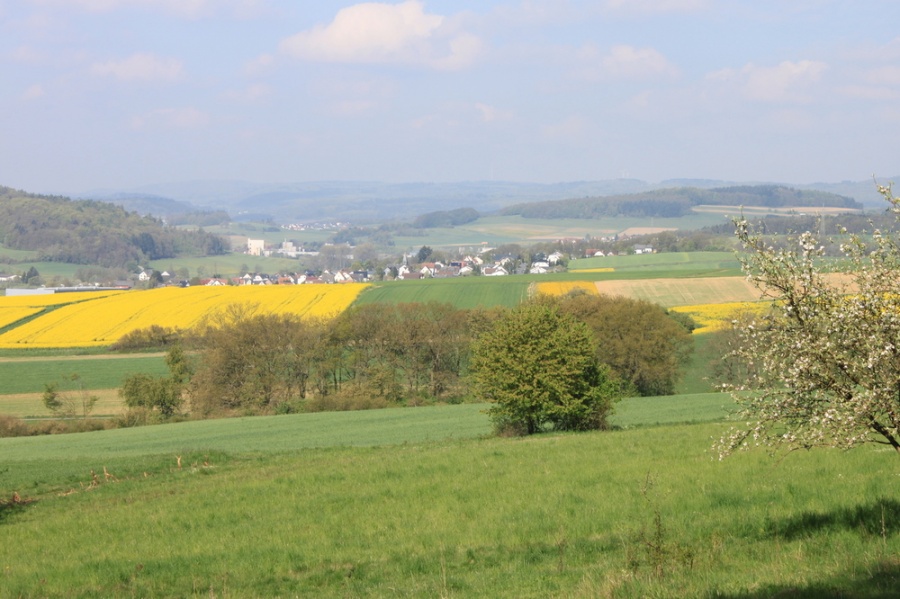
<box><xmin>499</xmin><ymin>185</ymin><xmax>863</xmax><ymax>219</ymax></box>
<box><xmin>0</xmin><ymin>186</ymin><xmax>227</xmax><ymax>268</ymax></box>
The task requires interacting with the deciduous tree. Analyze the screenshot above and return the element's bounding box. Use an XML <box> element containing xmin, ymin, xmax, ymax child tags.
<box><xmin>718</xmin><ymin>183</ymin><xmax>900</xmax><ymax>457</ymax></box>
<box><xmin>470</xmin><ymin>300</ymin><xmax>620</xmax><ymax>434</ymax></box>
<box><xmin>556</xmin><ymin>292</ymin><xmax>694</xmax><ymax>396</ymax></box>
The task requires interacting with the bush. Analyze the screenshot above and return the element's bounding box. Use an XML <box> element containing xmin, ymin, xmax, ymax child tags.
<box><xmin>0</xmin><ymin>415</ymin><xmax>30</xmax><ymax>438</ymax></box>
<box><xmin>110</xmin><ymin>325</ymin><xmax>182</xmax><ymax>351</ymax></box>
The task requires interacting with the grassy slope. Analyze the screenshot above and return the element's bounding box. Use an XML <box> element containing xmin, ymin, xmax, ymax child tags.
<box><xmin>1</xmin><ymin>406</ymin><xmax>896</xmax><ymax>597</ymax></box>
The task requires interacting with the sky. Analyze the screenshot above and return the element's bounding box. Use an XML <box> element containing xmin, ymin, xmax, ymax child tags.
<box><xmin>2</xmin><ymin>0</ymin><xmax>900</xmax><ymax>195</ymax></box>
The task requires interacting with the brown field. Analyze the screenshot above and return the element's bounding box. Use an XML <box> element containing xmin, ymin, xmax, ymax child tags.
<box><xmin>0</xmin><ymin>352</ymin><xmax>166</xmax><ymax>364</ymax></box>
<box><xmin>692</xmin><ymin>205</ymin><xmax>864</xmax><ymax>216</ymax></box>
<box><xmin>0</xmin><ymin>388</ymin><xmax>124</xmax><ymax>418</ymax></box>
<box><xmin>596</xmin><ymin>276</ymin><xmax>763</xmax><ymax>307</ymax></box>
<box><xmin>619</xmin><ymin>227</ymin><xmax>677</xmax><ymax>236</ymax></box>
<box><xmin>598</xmin><ymin>272</ymin><xmax>854</xmax><ymax>307</ymax></box>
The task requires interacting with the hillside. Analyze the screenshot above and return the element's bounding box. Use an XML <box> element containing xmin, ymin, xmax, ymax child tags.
<box><xmin>499</xmin><ymin>185</ymin><xmax>863</xmax><ymax>220</ymax></box>
<box><xmin>0</xmin><ymin>186</ymin><xmax>228</xmax><ymax>269</ymax></box>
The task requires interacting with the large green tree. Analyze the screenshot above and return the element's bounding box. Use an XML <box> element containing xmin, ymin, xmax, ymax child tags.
<box><xmin>718</xmin><ymin>183</ymin><xmax>900</xmax><ymax>457</ymax></box>
<box><xmin>470</xmin><ymin>300</ymin><xmax>621</xmax><ymax>434</ymax></box>
<box><xmin>556</xmin><ymin>292</ymin><xmax>694</xmax><ymax>396</ymax></box>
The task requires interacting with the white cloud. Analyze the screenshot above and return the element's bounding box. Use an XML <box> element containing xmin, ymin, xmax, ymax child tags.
<box><xmin>709</xmin><ymin>60</ymin><xmax>828</xmax><ymax>103</ymax></box>
<box><xmin>131</xmin><ymin>107</ymin><xmax>209</xmax><ymax>129</ymax></box>
<box><xmin>30</xmin><ymin>0</ymin><xmax>263</xmax><ymax>19</ymax></box>
<box><xmin>225</xmin><ymin>83</ymin><xmax>273</xmax><ymax>103</ymax></box>
<box><xmin>91</xmin><ymin>53</ymin><xmax>183</xmax><ymax>82</ymax></box>
<box><xmin>21</xmin><ymin>84</ymin><xmax>45</xmax><ymax>101</ymax></box>
<box><xmin>570</xmin><ymin>44</ymin><xmax>678</xmax><ymax>81</ymax></box>
<box><xmin>601</xmin><ymin>45</ymin><xmax>679</xmax><ymax>78</ymax></box>
<box><xmin>10</xmin><ymin>45</ymin><xmax>44</xmax><ymax>65</ymax></box>
<box><xmin>604</xmin><ymin>0</ymin><xmax>707</xmax><ymax>14</ymax></box>
<box><xmin>279</xmin><ymin>1</ymin><xmax>482</xmax><ymax>70</ymax></box>
<box><xmin>475</xmin><ymin>102</ymin><xmax>512</xmax><ymax>123</ymax></box>
<box><xmin>541</xmin><ymin>115</ymin><xmax>587</xmax><ymax>140</ymax></box>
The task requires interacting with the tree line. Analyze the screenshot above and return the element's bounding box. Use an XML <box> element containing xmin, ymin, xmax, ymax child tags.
<box><xmin>119</xmin><ymin>293</ymin><xmax>695</xmax><ymax>431</ymax></box>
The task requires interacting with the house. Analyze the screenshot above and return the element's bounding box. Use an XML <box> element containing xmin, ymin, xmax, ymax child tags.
<box><xmin>483</xmin><ymin>266</ymin><xmax>508</xmax><ymax>276</ymax></box>
<box><xmin>633</xmin><ymin>244</ymin><xmax>654</xmax><ymax>255</ymax></box>
<box><xmin>247</xmin><ymin>239</ymin><xmax>265</xmax><ymax>256</ymax></box>
<box><xmin>548</xmin><ymin>252</ymin><xmax>564</xmax><ymax>265</ymax></box>
<box><xmin>137</xmin><ymin>269</ymin><xmax>153</xmax><ymax>282</ymax></box>
<box><xmin>0</xmin><ymin>273</ymin><xmax>20</xmax><ymax>283</ymax></box>
<box><xmin>333</xmin><ymin>270</ymin><xmax>354</xmax><ymax>283</ymax></box>
<box><xmin>434</xmin><ymin>266</ymin><xmax>460</xmax><ymax>278</ymax></box>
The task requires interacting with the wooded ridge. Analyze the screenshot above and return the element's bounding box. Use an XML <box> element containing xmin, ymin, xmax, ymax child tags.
<box><xmin>0</xmin><ymin>186</ymin><xmax>228</xmax><ymax>268</ymax></box>
<box><xmin>499</xmin><ymin>185</ymin><xmax>862</xmax><ymax>219</ymax></box>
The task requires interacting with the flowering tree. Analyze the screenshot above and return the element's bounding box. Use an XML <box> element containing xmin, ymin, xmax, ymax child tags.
<box><xmin>718</xmin><ymin>183</ymin><xmax>900</xmax><ymax>457</ymax></box>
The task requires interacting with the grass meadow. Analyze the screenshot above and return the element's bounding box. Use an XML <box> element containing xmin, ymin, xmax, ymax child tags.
<box><xmin>1</xmin><ymin>402</ymin><xmax>897</xmax><ymax>597</ymax></box>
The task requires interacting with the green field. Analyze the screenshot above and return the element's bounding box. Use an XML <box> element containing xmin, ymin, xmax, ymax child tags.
<box><xmin>1</xmin><ymin>403</ymin><xmax>896</xmax><ymax>597</ymax></box>
<box><xmin>571</xmin><ymin>250</ymin><xmax>741</xmax><ymax>272</ymax></box>
<box><xmin>356</xmin><ymin>277</ymin><xmax>532</xmax><ymax>308</ymax></box>
<box><xmin>0</xmin><ymin>354</ymin><xmax>169</xmax><ymax>396</ymax></box>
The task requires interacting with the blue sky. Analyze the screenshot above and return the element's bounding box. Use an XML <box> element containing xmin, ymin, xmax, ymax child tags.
<box><xmin>2</xmin><ymin>0</ymin><xmax>899</xmax><ymax>194</ymax></box>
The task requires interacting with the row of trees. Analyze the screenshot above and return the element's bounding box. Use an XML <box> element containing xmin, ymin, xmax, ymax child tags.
<box><xmin>121</xmin><ymin>293</ymin><xmax>695</xmax><ymax>432</ymax></box>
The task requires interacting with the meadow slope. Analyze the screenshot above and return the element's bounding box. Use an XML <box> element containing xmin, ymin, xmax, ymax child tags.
<box><xmin>0</xmin><ymin>404</ymin><xmax>896</xmax><ymax>598</ymax></box>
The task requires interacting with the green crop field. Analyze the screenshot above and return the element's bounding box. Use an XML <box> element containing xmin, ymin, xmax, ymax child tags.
<box><xmin>571</xmin><ymin>251</ymin><xmax>741</xmax><ymax>272</ymax></box>
<box><xmin>0</xmin><ymin>354</ymin><xmax>169</xmax><ymax>396</ymax></box>
<box><xmin>356</xmin><ymin>277</ymin><xmax>532</xmax><ymax>309</ymax></box>
<box><xmin>1</xmin><ymin>403</ymin><xmax>896</xmax><ymax>597</ymax></box>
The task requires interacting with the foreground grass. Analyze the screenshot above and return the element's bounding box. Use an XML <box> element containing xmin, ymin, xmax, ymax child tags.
<box><xmin>1</xmin><ymin>404</ymin><xmax>897</xmax><ymax>597</ymax></box>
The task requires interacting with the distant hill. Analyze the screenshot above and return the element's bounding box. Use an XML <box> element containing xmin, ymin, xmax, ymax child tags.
<box><xmin>0</xmin><ymin>186</ymin><xmax>228</xmax><ymax>268</ymax></box>
<box><xmin>498</xmin><ymin>185</ymin><xmax>863</xmax><ymax>220</ymax></box>
<box><xmin>61</xmin><ymin>177</ymin><xmax>896</xmax><ymax>226</ymax></box>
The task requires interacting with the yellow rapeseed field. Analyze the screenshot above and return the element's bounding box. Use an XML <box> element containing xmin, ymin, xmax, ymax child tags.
<box><xmin>0</xmin><ymin>290</ymin><xmax>126</xmax><ymax>307</ymax></box>
<box><xmin>670</xmin><ymin>301</ymin><xmax>770</xmax><ymax>333</ymax></box>
<box><xmin>567</xmin><ymin>267</ymin><xmax>615</xmax><ymax>273</ymax></box>
<box><xmin>0</xmin><ymin>284</ymin><xmax>369</xmax><ymax>348</ymax></box>
<box><xmin>535</xmin><ymin>281</ymin><xmax>601</xmax><ymax>297</ymax></box>
<box><xmin>0</xmin><ymin>307</ymin><xmax>44</xmax><ymax>329</ymax></box>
